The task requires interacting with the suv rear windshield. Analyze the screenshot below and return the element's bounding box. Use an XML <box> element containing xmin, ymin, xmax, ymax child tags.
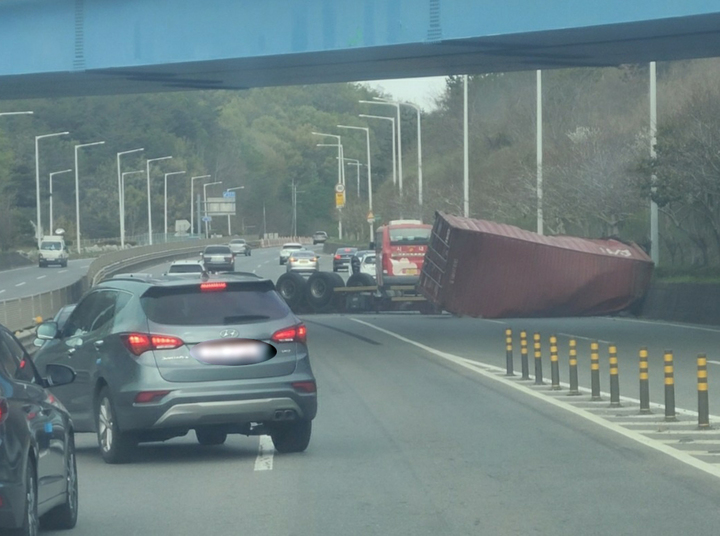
<box><xmin>204</xmin><ymin>246</ymin><xmax>231</xmax><ymax>254</ymax></box>
<box><xmin>41</xmin><ymin>241</ymin><xmax>63</xmax><ymax>250</ymax></box>
<box><xmin>169</xmin><ymin>264</ymin><xmax>203</xmax><ymax>273</ymax></box>
<box><xmin>141</xmin><ymin>283</ymin><xmax>290</xmax><ymax>326</ymax></box>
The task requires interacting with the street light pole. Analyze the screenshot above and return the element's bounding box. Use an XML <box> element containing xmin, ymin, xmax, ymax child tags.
<box><xmin>146</xmin><ymin>156</ymin><xmax>172</xmax><ymax>245</ymax></box>
<box><xmin>337</xmin><ymin>124</ymin><xmax>373</xmax><ymax>235</ymax></box>
<box><xmin>225</xmin><ymin>186</ymin><xmax>245</xmax><ymax>236</ymax></box>
<box><xmin>536</xmin><ymin>70</ymin><xmax>543</xmax><ymax>235</ymax></box>
<box><xmin>74</xmin><ymin>140</ymin><xmax>105</xmax><ymax>254</ymax></box>
<box><xmin>191</xmin><ymin>175</ymin><xmax>211</xmax><ymax>236</ymax></box>
<box><xmin>402</xmin><ymin>102</ymin><xmax>423</xmax><ymax>208</ymax></box>
<box><xmin>203</xmin><ymin>181</ymin><xmax>222</xmax><ymax>238</ymax></box>
<box><xmin>164</xmin><ymin>171</ymin><xmax>186</xmax><ymax>242</ymax></box>
<box><xmin>48</xmin><ymin>169</ymin><xmax>72</xmax><ymax>236</ymax></box>
<box><xmin>463</xmin><ymin>75</ymin><xmax>469</xmax><ymax>218</ymax></box>
<box><xmin>35</xmin><ymin>131</ymin><xmax>69</xmax><ymax>247</ymax></box>
<box><xmin>312</xmin><ymin>132</ymin><xmax>344</xmax><ymax>239</ymax></box>
<box><xmin>362</xmin><ymin>99</ymin><xmax>403</xmax><ymax>194</ymax></box>
<box><xmin>650</xmin><ymin>61</ymin><xmax>659</xmax><ymax>265</ymax></box>
<box><xmin>360</xmin><ymin>113</ymin><xmax>396</xmax><ymax>191</ymax></box>
<box><xmin>117</xmin><ymin>148</ymin><xmax>144</xmax><ymax>248</ymax></box>
<box><xmin>121</xmin><ymin>171</ymin><xmax>144</xmax><ymax>241</ymax></box>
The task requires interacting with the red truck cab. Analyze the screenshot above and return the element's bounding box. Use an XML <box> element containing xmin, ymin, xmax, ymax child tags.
<box><xmin>373</xmin><ymin>220</ymin><xmax>432</xmax><ymax>289</ymax></box>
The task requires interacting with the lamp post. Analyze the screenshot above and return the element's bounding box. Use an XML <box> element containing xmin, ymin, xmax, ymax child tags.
<box><xmin>392</xmin><ymin>101</ymin><xmax>423</xmax><ymax>208</ymax></box>
<box><xmin>463</xmin><ymin>74</ymin><xmax>469</xmax><ymax>218</ymax></box>
<box><xmin>117</xmin><ymin>148</ymin><xmax>144</xmax><ymax>248</ymax></box>
<box><xmin>36</xmin><ymin>131</ymin><xmax>69</xmax><ymax>247</ymax></box>
<box><xmin>203</xmin><ymin>181</ymin><xmax>222</xmax><ymax>238</ymax></box>
<box><xmin>361</xmin><ymin>99</ymin><xmax>403</xmax><ymax>194</ymax></box>
<box><xmin>74</xmin><ymin>141</ymin><xmax>105</xmax><ymax>254</ymax></box>
<box><xmin>164</xmin><ymin>171</ymin><xmax>186</xmax><ymax>241</ymax></box>
<box><xmin>191</xmin><ymin>175</ymin><xmax>211</xmax><ymax>236</ymax></box>
<box><xmin>339</xmin><ymin>123</ymin><xmax>375</xmax><ymax>238</ymax></box>
<box><xmin>360</xmin><ymin>113</ymin><xmax>396</xmax><ymax>187</ymax></box>
<box><xmin>146</xmin><ymin>156</ymin><xmax>172</xmax><ymax>245</ymax></box>
<box><xmin>121</xmin><ymin>171</ymin><xmax>144</xmax><ymax>241</ymax></box>
<box><xmin>48</xmin><ymin>169</ymin><xmax>72</xmax><ymax>236</ymax></box>
<box><xmin>313</xmin><ymin>132</ymin><xmax>344</xmax><ymax>239</ymax></box>
<box><xmin>225</xmin><ymin>186</ymin><xmax>244</xmax><ymax>236</ymax></box>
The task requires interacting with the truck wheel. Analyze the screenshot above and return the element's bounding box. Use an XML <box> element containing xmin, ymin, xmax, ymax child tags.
<box><xmin>347</xmin><ymin>273</ymin><xmax>375</xmax><ymax>288</ymax></box>
<box><xmin>276</xmin><ymin>272</ymin><xmax>308</xmax><ymax>311</ymax></box>
<box><xmin>306</xmin><ymin>272</ymin><xmax>344</xmax><ymax>312</ymax></box>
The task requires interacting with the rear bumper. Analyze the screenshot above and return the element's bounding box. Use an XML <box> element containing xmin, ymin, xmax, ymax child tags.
<box><xmin>287</xmin><ymin>265</ymin><xmax>319</xmax><ymax>273</ymax></box>
<box><xmin>114</xmin><ymin>378</ymin><xmax>317</xmax><ymax>432</ymax></box>
<box><xmin>0</xmin><ymin>480</ymin><xmax>24</xmax><ymax>529</ymax></box>
<box><xmin>204</xmin><ymin>263</ymin><xmax>234</xmax><ymax>271</ymax></box>
<box><xmin>380</xmin><ymin>275</ymin><xmax>420</xmax><ymax>287</ymax></box>
<box><xmin>333</xmin><ymin>259</ymin><xmax>350</xmax><ymax>270</ymax></box>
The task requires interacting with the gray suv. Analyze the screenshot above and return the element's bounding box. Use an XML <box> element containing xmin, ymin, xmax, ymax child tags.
<box><xmin>33</xmin><ymin>273</ymin><xmax>317</xmax><ymax>464</ymax></box>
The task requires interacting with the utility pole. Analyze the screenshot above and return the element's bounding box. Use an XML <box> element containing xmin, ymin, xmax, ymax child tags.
<box><xmin>650</xmin><ymin>61</ymin><xmax>659</xmax><ymax>265</ymax></box>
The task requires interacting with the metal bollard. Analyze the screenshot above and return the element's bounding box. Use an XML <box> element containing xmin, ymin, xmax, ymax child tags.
<box><xmin>590</xmin><ymin>341</ymin><xmax>601</xmax><ymax>400</ymax></box>
<box><xmin>698</xmin><ymin>354</ymin><xmax>710</xmax><ymax>429</ymax></box>
<box><xmin>550</xmin><ymin>335</ymin><xmax>560</xmax><ymax>390</ymax></box>
<box><xmin>639</xmin><ymin>347</ymin><xmax>651</xmax><ymax>414</ymax></box>
<box><xmin>568</xmin><ymin>338</ymin><xmax>580</xmax><ymax>396</ymax></box>
<box><xmin>505</xmin><ymin>328</ymin><xmax>514</xmax><ymax>376</ymax></box>
<box><xmin>520</xmin><ymin>331</ymin><xmax>530</xmax><ymax>380</ymax></box>
<box><xmin>534</xmin><ymin>332</ymin><xmax>544</xmax><ymax>385</ymax></box>
<box><xmin>664</xmin><ymin>350</ymin><xmax>677</xmax><ymax>422</ymax></box>
<box><xmin>609</xmin><ymin>344</ymin><xmax>621</xmax><ymax>407</ymax></box>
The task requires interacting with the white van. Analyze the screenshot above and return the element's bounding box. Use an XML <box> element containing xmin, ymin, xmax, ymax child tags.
<box><xmin>38</xmin><ymin>236</ymin><xmax>69</xmax><ymax>268</ymax></box>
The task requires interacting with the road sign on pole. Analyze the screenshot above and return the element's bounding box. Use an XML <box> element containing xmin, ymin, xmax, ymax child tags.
<box><xmin>366</xmin><ymin>211</ymin><xmax>375</xmax><ymax>223</ymax></box>
<box><xmin>335</xmin><ymin>184</ymin><xmax>345</xmax><ymax>194</ymax></box>
<box><xmin>223</xmin><ymin>191</ymin><xmax>236</xmax><ymax>199</ymax></box>
<box><xmin>202</xmin><ymin>216</ymin><xmax>212</xmax><ymax>222</ymax></box>
<box><xmin>335</xmin><ymin>192</ymin><xmax>346</xmax><ymax>208</ymax></box>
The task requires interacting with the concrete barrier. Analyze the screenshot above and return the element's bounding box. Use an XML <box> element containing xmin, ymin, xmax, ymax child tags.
<box><xmin>640</xmin><ymin>281</ymin><xmax>720</xmax><ymax>326</ymax></box>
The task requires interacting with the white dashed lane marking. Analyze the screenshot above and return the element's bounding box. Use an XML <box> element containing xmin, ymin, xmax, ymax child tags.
<box><xmin>37</xmin><ymin>275</ymin><xmax>46</xmax><ymax>280</ymax></box>
<box><xmin>58</xmin><ymin>270</ymin><xmax>67</xmax><ymax>274</ymax></box>
<box><xmin>254</xmin><ymin>435</ymin><xmax>275</xmax><ymax>471</ymax></box>
<box><xmin>15</xmin><ymin>282</ymin><xmax>26</xmax><ymax>287</ymax></box>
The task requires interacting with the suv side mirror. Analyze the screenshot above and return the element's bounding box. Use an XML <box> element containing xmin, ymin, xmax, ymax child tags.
<box><xmin>36</xmin><ymin>321</ymin><xmax>59</xmax><ymax>341</ymax></box>
<box><xmin>44</xmin><ymin>363</ymin><xmax>76</xmax><ymax>387</ymax></box>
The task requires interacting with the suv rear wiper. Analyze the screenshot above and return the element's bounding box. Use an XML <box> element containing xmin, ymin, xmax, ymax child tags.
<box><xmin>223</xmin><ymin>315</ymin><xmax>270</xmax><ymax>324</ymax></box>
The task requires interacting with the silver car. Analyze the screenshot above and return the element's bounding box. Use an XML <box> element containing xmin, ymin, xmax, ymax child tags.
<box><xmin>279</xmin><ymin>243</ymin><xmax>304</xmax><ymax>265</ymax></box>
<box><xmin>286</xmin><ymin>250</ymin><xmax>320</xmax><ymax>274</ymax></box>
<box><xmin>229</xmin><ymin>238</ymin><xmax>251</xmax><ymax>256</ymax></box>
<box><xmin>33</xmin><ymin>274</ymin><xmax>318</xmax><ymax>464</ymax></box>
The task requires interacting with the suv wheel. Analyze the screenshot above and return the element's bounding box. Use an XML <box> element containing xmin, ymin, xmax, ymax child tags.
<box><xmin>41</xmin><ymin>436</ymin><xmax>78</xmax><ymax>529</ymax></box>
<box><xmin>96</xmin><ymin>388</ymin><xmax>136</xmax><ymax>464</ymax></box>
<box><xmin>195</xmin><ymin>428</ymin><xmax>228</xmax><ymax>446</ymax></box>
<box><xmin>270</xmin><ymin>419</ymin><xmax>312</xmax><ymax>453</ymax></box>
<box><xmin>9</xmin><ymin>458</ymin><xmax>38</xmax><ymax>536</ymax></box>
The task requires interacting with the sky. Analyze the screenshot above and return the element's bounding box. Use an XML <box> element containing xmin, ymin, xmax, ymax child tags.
<box><xmin>363</xmin><ymin>76</ymin><xmax>447</xmax><ymax>111</ymax></box>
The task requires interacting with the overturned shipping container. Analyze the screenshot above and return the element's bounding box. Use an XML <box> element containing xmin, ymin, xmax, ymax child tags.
<box><xmin>419</xmin><ymin>213</ymin><xmax>654</xmax><ymax>318</ymax></box>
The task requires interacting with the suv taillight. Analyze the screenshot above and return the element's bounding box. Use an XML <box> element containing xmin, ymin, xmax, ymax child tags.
<box><xmin>271</xmin><ymin>324</ymin><xmax>307</xmax><ymax>344</ymax></box>
<box><xmin>334</xmin><ymin>255</ymin><xmax>341</xmax><ymax>260</ymax></box>
<box><xmin>0</xmin><ymin>398</ymin><xmax>8</xmax><ymax>424</ymax></box>
<box><xmin>122</xmin><ymin>333</ymin><xmax>184</xmax><ymax>356</ymax></box>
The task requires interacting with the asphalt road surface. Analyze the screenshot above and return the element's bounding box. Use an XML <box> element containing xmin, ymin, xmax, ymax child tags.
<box><xmin>0</xmin><ymin>258</ymin><xmax>94</xmax><ymax>301</ymax></box>
<box><xmin>37</xmin><ymin>248</ymin><xmax>720</xmax><ymax>536</ymax></box>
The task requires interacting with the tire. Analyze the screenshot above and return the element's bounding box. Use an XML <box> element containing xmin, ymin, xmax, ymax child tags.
<box><xmin>195</xmin><ymin>429</ymin><xmax>228</xmax><ymax>446</ymax></box>
<box><xmin>270</xmin><ymin>420</ymin><xmax>312</xmax><ymax>453</ymax></box>
<box><xmin>276</xmin><ymin>272</ymin><xmax>308</xmax><ymax>311</ymax></box>
<box><xmin>38</xmin><ymin>261</ymin><xmax>44</xmax><ymax>268</ymax></box>
<box><xmin>347</xmin><ymin>273</ymin><xmax>376</xmax><ymax>288</ymax></box>
<box><xmin>9</xmin><ymin>458</ymin><xmax>38</xmax><ymax>536</ymax></box>
<box><xmin>96</xmin><ymin>388</ymin><xmax>136</xmax><ymax>464</ymax></box>
<box><xmin>306</xmin><ymin>272</ymin><xmax>344</xmax><ymax>312</ymax></box>
<box><xmin>41</xmin><ymin>435</ymin><xmax>78</xmax><ymax>530</ymax></box>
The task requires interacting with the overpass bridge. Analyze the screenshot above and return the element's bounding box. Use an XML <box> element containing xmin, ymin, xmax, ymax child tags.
<box><xmin>2</xmin><ymin>0</ymin><xmax>720</xmax><ymax>99</ymax></box>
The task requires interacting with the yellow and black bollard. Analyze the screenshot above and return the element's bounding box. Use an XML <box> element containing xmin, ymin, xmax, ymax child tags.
<box><xmin>664</xmin><ymin>350</ymin><xmax>677</xmax><ymax>422</ymax></box>
<box><xmin>568</xmin><ymin>338</ymin><xmax>580</xmax><ymax>396</ymax></box>
<box><xmin>534</xmin><ymin>332</ymin><xmax>544</xmax><ymax>385</ymax></box>
<box><xmin>639</xmin><ymin>347</ymin><xmax>651</xmax><ymax>414</ymax></box>
<box><xmin>609</xmin><ymin>344</ymin><xmax>621</xmax><ymax>407</ymax></box>
<box><xmin>590</xmin><ymin>341</ymin><xmax>601</xmax><ymax>400</ymax></box>
<box><xmin>698</xmin><ymin>354</ymin><xmax>710</xmax><ymax>429</ymax></box>
<box><xmin>550</xmin><ymin>335</ymin><xmax>561</xmax><ymax>390</ymax></box>
<box><xmin>520</xmin><ymin>331</ymin><xmax>530</xmax><ymax>380</ymax></box>
<box><xmin>505</xmin><ymin>328</ymin><xmax>514</xmax><ymax>376</ymax></box>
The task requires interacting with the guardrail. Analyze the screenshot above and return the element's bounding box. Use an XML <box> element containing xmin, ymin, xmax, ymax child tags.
<box><xmin>2</xmin><ymin>236</ymin><xmax>309</xmax><ymax>335</ymax></box>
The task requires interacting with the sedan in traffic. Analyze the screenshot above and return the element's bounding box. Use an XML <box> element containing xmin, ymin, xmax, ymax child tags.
<box><xmin>229</xmin><ymin>238</ymin><xmax>251</xmax><ymax>256</ymax></box>
<box><xmin>202</xmin><ymin>245</ymin><xmax>235</xmax><ymax>272</ymax></box>
<box><xmin>286</xmin><ymin>250</ymin><xmax>320</xmax><ymax>274</ymax></box>
<box><xmin>0</xmin><ymin>323</ymin><xmax>78</xmax><ymax>535</ymax></box>
<box><xmin>333</xmin><ymin>247</ymin><xmax>358</xmax><ymax>272</ymax></box>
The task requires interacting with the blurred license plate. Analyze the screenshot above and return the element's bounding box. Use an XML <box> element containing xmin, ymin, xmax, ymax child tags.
<box><xmin>405</xmin><ymin>268</ymin><xmax>418</xmax><ymax>275</ymax></box>
<box><xmin>191</xmin><ymin>339</ymin><xmax>276</xmax><ymax>365</ymax></box>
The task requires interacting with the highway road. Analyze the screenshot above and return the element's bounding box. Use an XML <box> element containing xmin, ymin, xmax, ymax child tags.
<box><xmin>0</xmin><ymin>258</ymin><xmax>94</xmax><ymax>301</ymax></box>
<box><xmin>33</xmin><ymin>246</ymin><xmax>720</xmax><ymax>535</ymax></box>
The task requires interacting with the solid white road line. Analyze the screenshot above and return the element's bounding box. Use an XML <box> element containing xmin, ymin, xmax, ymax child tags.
<box><xmin>558</xmin><ymin>333</ymin><xmax>613</xmax><ymax>345</ymax></box>
<box><xmin>254</xmin><ymin>435</ymin><xmax>275</xmax><ymax>471</ymax></box>
<box><xmin>36</xmin><ymin>275</ymin><xmax>46</xmax><ymax>280</ymax></box>
<box><xmin>614</xmin><ymin>317</ymin><xmax>720</xmax><ymax>334</ymax></box>
<box><xmin>15</xmin><ymin>282</ymin><xmax>26</xmax><ymax>287</ymax></box>
<box><xmin>351</xmin><ymin>318</ymin><xmax>720</xmax><ymax>480</ymax></box>
<box><xmin>709</xmin><ymin>361</ymin><xmax>720</xmax><ymax>366</ymax></box>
